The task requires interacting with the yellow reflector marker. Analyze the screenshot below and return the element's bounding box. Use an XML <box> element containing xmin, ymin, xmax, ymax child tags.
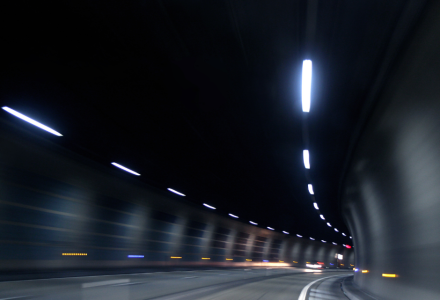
<box><xmin>246</xmin><ymin>259</ymin><xmax>252</xmax><ymax>261</ymax></box>
<box><xmin>202</xmin><ymin>257</ymin><xmax>210</xmax><ymax>260</ymax></box>
<box><xmin>340</xmin><ymin>264</ymin><xmax>344</xmax><ymax>266</ymax></box>
<box><xmin>382</xmin><ymin>273</ymin><xmax>397</xmax><ymax>278</ymax></box>
<box><xmin>279</xmin><ymin>260</ymin><xmax>284</xmax><ymax>263</ymax></box>
<box><xmin>171</xmin><ymin>256</ymin><xmax>182</xmax><ymax>259</ymax></box>
<box><xmin>362</xmin><ymin>270</ymin><xmax>369</xmax><ymax>273</ymax></box>
<box><xmin>293</xmin><ymin>261</ymin><xmax>298</xmax><ymax>263</ymax></box>
<box><xmin>350</xmin><ymin>264</ymin><xmax>354</xmax><ymax>266</ymax></box>
<box><xmin>353</xmin><ymin>268</ymin><xmax>356</xmax><ymax>270</ymax></box>
<box><xmin>306</xmin><ymin>262</ymin><xmax>311</xmax><ymax>264</ymax></box>
<box><xmin>226</xmin><ymin>258</ymin><xmax>233</xmax><ymax>261</ymax></box>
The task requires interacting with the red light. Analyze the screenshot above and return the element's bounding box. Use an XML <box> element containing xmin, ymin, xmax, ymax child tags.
<box><xmin>346</xmin><ymin>245</ymin><xmax>352</xmax><ymax>249</ymax></box>
<box><xmin>317</xmin><ymin>262</ymin><xmax>324</xmax><ymax>265</ymax></box>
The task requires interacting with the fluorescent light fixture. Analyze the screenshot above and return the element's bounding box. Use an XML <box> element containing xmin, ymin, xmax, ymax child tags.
<box><xmin>167</xmin><ymin>188</ymin><xmax>185</xmax><ymax>196</ymax></box>
<box><xmin>350</xmin><ymin>236</ymin><xmax>352</xmax><ymax>239</ymax></box>
<box><xmin>296</xmin><ymin>234</ymin><xmax>302</xmax><ymax>238</ymax></box>
<box><xmin>128</xmin><ymin>255</ymin><xmax>144</xmax><ymax>258</ymax></box>
<box><xmin>313</xmin><ymin>202</ymin><xmax>319</xmax><ymax>210</ymax></box>
<box><xmin>362</xmin><ymin>270</ymin><xmax>369</xmax><ymax>273</ymax></box>
<box><xmin>249</xmin><ymin>221</ymin><xmax>258</xmax><ymax>225</ymax></box>
<box><xmin>2</xmin><ymin>106</ymin><xmax>63</xmax><ymax>136</ymax></box>
<box><xmin>342</xmin><ymin>244</ymin><xmax>346</xmax><ymax>247</ymax></box>
<box><xmin>310</xmin><ymin>237</ymin><xmax>315</xmax><ymax>240</ymax></box>
<box><xmin>321</xmin><ymin>240</ymin><xmax>326</xmax><ymax>243</ymax></box>
<box><xmin>342</xmin><ymin>233</ymin><xmax>346</xmax><ymax>236</ymax></box>
<box><xmin>332</xmin><ymin>242</ymin><xmax>337</xmax><ymax>245</ymax></box>
<box><xmin>282</xmin><ymin>231</ymin><xmax>289</xmax><ymax>234</ymax></box>
<box><xmin>327</xmin><ymin>222</ymin><xmax>331</xmax><ymax>227</ymax></box>
<box><xmin>303</xmin><ymin>150</ymin><xmax>310</xmax><ymax>169</ymax></box>
<box><xmin>320</xmin><ymin>214</ymin><xmax>325</xmax><ymax>220</ymax></box>
<box><xmin>267</xmin><ymin>227</ymin><xmax>274</xmax><ymax>230</ymax></box>
<box><xmin>203</xmin><ymin>203</ymin><xmax>216</xmax><ymax>209</ymax></box>
<box><xmin>308</xmin><ymin>184</ymin><xmax>314</xmax><ymax>194</ymax></box>
<box><xmin>334</xmin><ymin>228</ymin><xmax>339</xmax><ymax>232</ymax></box>
<box><xmin>302</xmin><ymin>60</ymin><xmax>312</xmax><ymax>112</ymax></box>
<box><xmin>111</xmin><ymin>162</ymin><xmax>140</xmax><ymax>176</ymax></box>
<box><xmin>382</xmin><ymin>273</ymin><xmax>397</xmax><ymax>278</ymax></box>
<box><xmin>229</xmin><ymin>213</ymin><xmax>238</xmax><ymax>218</ymax></box>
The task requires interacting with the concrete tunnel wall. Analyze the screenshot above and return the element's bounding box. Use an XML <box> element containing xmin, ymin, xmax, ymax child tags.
<box><xmin>0</xmin><ymin>122</ymin><xmax>353</xmax><ymax>272</ymax></box>
<box><xmin>341</xmin><ymin>2</ymin><xmax>440</xmax><ymax>300</ymax></box>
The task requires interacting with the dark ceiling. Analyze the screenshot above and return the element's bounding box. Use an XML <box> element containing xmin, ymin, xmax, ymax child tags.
<box><xmin>0</xmin><ymin>0</ymin><xmax>428</xmax><ymax>245</ymax></box>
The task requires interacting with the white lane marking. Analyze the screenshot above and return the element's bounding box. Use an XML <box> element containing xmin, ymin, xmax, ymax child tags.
<box><xmin>182</xmin><ymin>276</ymin><xmax>198</xmax><ymax>279</ymax></box>
<box><xmin>298</xmin><ymin>275</ymin><xmax>340</xmax><ymax>300</ymax></box>
<box><xmin>0</xmin><ymin>297</ymin><xmax>32</xmax><ymax>300</ymax></box>
<box><xmin>82</xmin><ymin>279</ymin><xmax>129</xmax><ymax>288</ymax></box>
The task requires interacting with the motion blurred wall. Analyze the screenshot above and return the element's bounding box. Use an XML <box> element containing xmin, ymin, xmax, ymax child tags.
<box><xmin>341</xmin><ymin>2</ymin><xmax>440</xmax><ymax>299</ymax></box>
<box><xmin>0</xmin><ymin>121</ymin><xmax>353</xmax><ymax>273</ymax></box>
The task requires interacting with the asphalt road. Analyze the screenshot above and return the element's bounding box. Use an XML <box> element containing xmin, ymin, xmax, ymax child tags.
<box><xmin>0</xmin><ymin>268</ymin><xmax>353</xmax><ymax>300</ymax></box>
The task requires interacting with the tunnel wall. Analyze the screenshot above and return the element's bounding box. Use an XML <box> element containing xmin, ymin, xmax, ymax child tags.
<box><xmin>341</xmin><ymin>2</ymin><xmax>440</xmax><ymax>299</ymax></box>
<box><xmin>0</xmin><ymin>121</ymin><xmax>353</xmax><ymax>272</ymax></box>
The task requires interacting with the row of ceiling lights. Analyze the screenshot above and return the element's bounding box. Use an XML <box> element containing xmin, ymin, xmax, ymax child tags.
<box><xmin>301</xmin><ymin>61</ymin><xmax>352</xmax><ymax>245</ymax></box>
<box><xmin>2</xmin><ymin>67</ymin><xmax>353</xmax><ymax>247</ymax></box>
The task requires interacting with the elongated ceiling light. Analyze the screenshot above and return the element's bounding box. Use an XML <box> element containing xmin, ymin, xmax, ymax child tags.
<box><xmin>249</xmin><ymin>221</ymin><xmax>258</xmax><ymax>225</ymax></box>
<box><xmin>203</xmin><ymin>203</ymin><xmax>216</xmax><ymax>209</ymax></box>
<box><xmin>229</xmin><ymin>213</ymin><xmax>238</xmax><ymax>218</ymax></box>
<box><xmin>111</xmin><ymin>162</ymin><xmax>140</xmax><ymax>176</ymax></box>
<box><xmin>267</xmin><ymin>227</ymin><xmax>274</xmax><ymax>230</ymax></box>
<box><xmin>308</xmin><ymin>184</ymin><xmax>314</xmax><ymax>195</ymax></box>
<box><xmin>313</xmin><ymin>202</ymin><xmax>319</xmax><ymax>210</ymax></box>
<box><xmin>2</xmin><ymin>106</ymin><xmax>62</xmax><ymax>136</ymax></box>
<box><xmin>167</xmin><ymin>188</ymin><xmax>185</xmax><ymax>196</ymax></box>
<box><xmin>302</xmin><ymin>60</ymin><xmax>312</xmax><ymax>112</ymax></box>
<box><xmin>283</xmin><ymin>231</ymin><xmax>289</xmax><ymax>234</ymax></box>
<box><xmin>303</xmin><ymin>150</ymin><xmax>310</xmax><ymax>169</ymax></box>
<box><xmin>320</xmin><ymin>214</ymin><xmax>325</xmax><ymax>220</ymax></box>
<box><xmin>296</xmin><ymin>234</ymin><xmax>302</xmax><ymax>238</ymax></box>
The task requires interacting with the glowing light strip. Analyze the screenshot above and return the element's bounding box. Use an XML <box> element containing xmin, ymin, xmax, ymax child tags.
<box><xmin>167</xmin><ymin>188</ymin><xmax>185</xmax><ymax>196</ymax></box>
<box><xmin>297</xmin><ymin>234</ymin><xmax>303</xmax><ymax>238</ymax></box>
<box><xmin>334</xmin><ymin>228</ymin><xmax>339</xmax><ymax>232</ymax></box>
<box><xmin>246</xmin><ymin>259</ymin><xmax>252</xmax><ymax>261</ymax></box>
<box><xmin>310</xmin><ymin>237</ymin><xmax>315</xmax><ymax>240</ymax></box>
<box><xmin>3</xmin><ymin>106</ymin><xmax>63</xmax><ymax>136</ymax></box>
<box><xmin>249</xmin><ymin>221</ymin><xmax>258</xmax><ymax>225</ymax></box>
<box><xmin>267</xmin><ymin>227</ymin><xmax>274</xmax><ymax>230</ymax></box>
<box><xmin>203</xmin><ymin>203</ymin><xmax>216</xmax><ymax>209</ymax></box>
<box><xmin>170</xmin><ymin>256</ymin><xmax>182</xmax><ymax>259</ymax></box>
<box><xmin>201</xmin><ymin>257</ymin><xmax>210</xmax><ymax>260</ymax></box>
<box><xmin>303</xmin><ymin>150</ymin><xmax>310</xmax><ymax>169</ymax></box>
<box><xmin>313</xmin><ymin>202</ymin><xmax>319</xmax><ymax>210</ymax></box>
<box><xmin>362</xmin><ymin>270</ymin><xmax>369</xmax><ymax>273</ymax></box>
<box><xmin>308</xmin><ymin>184</ymin><xmax>314</xmax><ymax>195</ymax></box>
<box><xmin>282</xmin><ymin>231</ymin><xmax>289</xmax><ymax>234</ymax></box>
<box><xmin>327</xmin><ymin>222</ymin><xmax>331</xmax><ymax>227</ymax></box>
<box><xmin>128</xmin><ymin>255</ymin><xmax>144</xmax><ymax>258</ymax></box>
<box><xmin>226</xmin><ymin>258</ymin><xmax>233</xmax><ymax>261</ymax></box>
<box><xmin>111</xmin><ymin>162</ymin><xmax>140</xmax><ymax>176</ymax></box>
<box><xmin>302</xmin><ymin>60</ymin><xmax>312</xmax><ymax>112</ymax></box>
<box><xmin>229</xmin><ymin>213</ymin><xmax>238</xmax><ymax>218</ymax></box>
<box><xmin>382</xmin><ymin>273</ymin><xmax>397</xmax><ymax>278</ymax></box>
<box><xmin>62</xmin><ymin>253</ymin><xmax>87</xmax><ymax>256</ymax></box>
<box><xmin>320</xmin><ymin>214</ymin><xmax>325</xmax><ymax>220</ymax></box>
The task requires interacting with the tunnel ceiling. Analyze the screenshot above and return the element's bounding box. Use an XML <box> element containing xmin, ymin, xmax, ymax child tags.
<box><xmin>0</xmin><ymin>0</ymin><xmax>426</xmax><ymax>245</ymax></box>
